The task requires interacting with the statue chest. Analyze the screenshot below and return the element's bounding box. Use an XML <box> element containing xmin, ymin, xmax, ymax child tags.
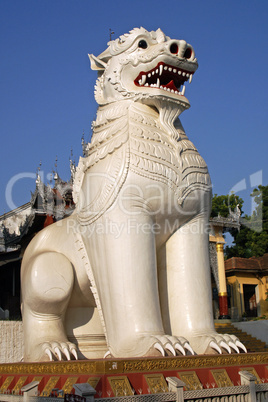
<box><xmin>129</xmin><ymin>117</ymin><xmax>211</xmax><ymax>204</ymax></box>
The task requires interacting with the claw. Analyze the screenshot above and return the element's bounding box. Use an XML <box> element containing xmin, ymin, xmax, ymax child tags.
<box><xmin>229</xmin><ymin>341</ymin><xmax>240</xmax><ymax>354</ymax></box>
<box><xmin>54</xmin><ymin>347</ymin><xmax>62</xmax><ymax>361</ymax></box>
<box><xmin>63</xmin><ymin>347</ymin><xmax>71</xmax><ymax>360</ymax></box>
<box><xmin>236</xmin><ymin>341</ymin><xmax>247</xmax><ymax>353</ymax></box>
<box><xmin>166</xmin><ymin>343</ymin><xmax>176</xmax><ymax>356</ymax></box>
<box><xmin>184</xmin><ymin>342</ymin><xmax>195</xmax><ymax>355</ymax></box>
<box><xmin>210</xmin><ymin>341</ymin><xmax>222</xmax><ymax>354</ymax></box>
<box><xmin>175</xmin><ymin>342</ymin><xmax>186</xmax><ymax>356</ymax></box>
<box><xmin>45</xmin><ymin>348</ymin><xmax>53</xmax><ymax>361</ymax></box>
<box><xmin>220</xmin><ymin>341</ymin><xmax>231</xmax><ymax>354</ymax></box>
<box><xmin>71</xmin><ymin>348</ymin><xmax>78</xmax><ymax>360</ymax></box>
<box><xmin>154</xmin><ymin>342</ymin><xmax>165</xmax><ymax>356</ymax></box>
<box><xmin>104</xmin><ymin>350</ymin><xmax>111</xmax><ymax>359</ymax></box>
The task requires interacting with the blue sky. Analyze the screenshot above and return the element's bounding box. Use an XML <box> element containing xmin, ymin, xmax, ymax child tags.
<box><xmin>0</xmin><ymin>0</ymin><xmax>267</xmax><ymax>216</ymax></box>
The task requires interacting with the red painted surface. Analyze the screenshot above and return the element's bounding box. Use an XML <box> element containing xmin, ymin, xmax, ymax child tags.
<box><xmin>0</xmin><ymin>363</ymin><xmax>268</xmax><ymax>398</ymax></box>
<box><xmin>219</xmin><ymin>294</ymin><xmax>229</xmax><ymax>317</ymax></box>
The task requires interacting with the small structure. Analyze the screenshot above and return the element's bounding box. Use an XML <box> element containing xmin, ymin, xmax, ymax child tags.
<box><xmin>225</xmin><ymin>254</ymin><xmax>268</xmax><ymax>319</ymax></box>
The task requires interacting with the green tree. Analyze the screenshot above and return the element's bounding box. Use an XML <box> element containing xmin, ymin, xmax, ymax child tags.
<box><xmin>211</xmin><ymin>193</ymin><xmax>244</xmax><ymax>218</ymax></box>
<box><xmin>222</xmin><ymin>185</ymin><xmax>268</xmax><ymax>258</ymax></box>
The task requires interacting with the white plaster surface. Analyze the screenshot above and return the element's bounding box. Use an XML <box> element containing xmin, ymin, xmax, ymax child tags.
<box><xmin>0</xmin><ymin>321</ymin><xmax>24</xmax><ymax>363</ymax></box>
<box><xmin>233</xmin><ymin>320</ymin><xmax>268</xmax><ymax>345</ymax></box>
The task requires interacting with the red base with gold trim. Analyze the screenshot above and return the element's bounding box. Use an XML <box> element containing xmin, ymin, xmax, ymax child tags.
<box><xmin>0</xmin><ymin>353</ymin><xmax>268</xmax><ymax>398</ymax></box>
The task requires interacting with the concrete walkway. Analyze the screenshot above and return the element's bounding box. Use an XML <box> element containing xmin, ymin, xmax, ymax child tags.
<box><xmin>233</xmin><ymin>320</ymin><xmax>268</xmax><ymax>345</ymax></box>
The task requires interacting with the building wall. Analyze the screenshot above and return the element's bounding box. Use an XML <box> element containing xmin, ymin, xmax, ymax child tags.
<box><xmin>0</xmin><ymin>321</ymin><xmax>24</xmax><ymax>363</ymax></box>
<box><xmin>227</xmin><ymin>273</ymin><xmax>268</xmax><ymax>318</ymax></box>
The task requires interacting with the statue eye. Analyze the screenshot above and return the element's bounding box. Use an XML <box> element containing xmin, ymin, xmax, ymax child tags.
<box><xmin>138</xmin><ymin>40</ymin><xmax>148</xmax><ymax>49</ymax></box>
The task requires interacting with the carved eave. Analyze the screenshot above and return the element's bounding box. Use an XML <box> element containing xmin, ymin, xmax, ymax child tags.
<box><xmin>0</xmin><ymin>202</ymin><xmax>35</xmax><ymax>252</ymax></box>
<box><xmin>209</xmin><ymin>214</ymin><xmax>241</xmax><ymax>231</ymax></box>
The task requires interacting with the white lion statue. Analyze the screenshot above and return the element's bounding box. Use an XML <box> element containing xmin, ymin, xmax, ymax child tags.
<box><xmin>21</xmin><ymin>27</ymin><xmax>246</xmax><ymax>361</ymax></box>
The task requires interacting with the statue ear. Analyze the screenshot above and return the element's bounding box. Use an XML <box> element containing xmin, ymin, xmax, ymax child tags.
<box><xmin>88</xmin><ymin>54</ymin><xmax>107</xmax><ymax>71</ymax></box>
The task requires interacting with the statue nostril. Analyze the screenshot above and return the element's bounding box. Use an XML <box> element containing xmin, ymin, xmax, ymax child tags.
<box><xmin>184</xmin><ymin>47</ymin><xmax>192</xmax><ymax>59</ymax></box>
<box><xmin>170</xmin><ymin>43</ymin><xmax>179</xmax><ymax>54</ymax></box>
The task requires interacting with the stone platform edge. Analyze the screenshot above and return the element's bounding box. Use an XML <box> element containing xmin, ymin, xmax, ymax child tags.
<box><xmin>0</xmin><ymin>353</ymin><xmax>267</xmax><ymax>376</ymax></box>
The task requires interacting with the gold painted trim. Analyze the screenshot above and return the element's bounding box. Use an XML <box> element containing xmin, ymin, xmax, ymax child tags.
<box><xmin>0</xmin><ymin>376</ymin><xmax>14</xmax><ymax>393</ymax></box>
<box><xmin>216</xmin><ymin>243</ymin><xmax>224</xmax><ymax>252</ymax></box>
<box><xmin>177</xmin><ymin>371</ymin><xmax>202</xmax><ymax>390</ymax></box>
<box><xmin>218</xmin><ymin>292</ymin><xmax>228</xmax><ymax>297</ymax></box>
<box><xmin>40</xmin><ymin>376</ymin><xmax>60</xmax><ymax>397</ymax></box>
<box><xmin>144</xmin><ymin>374</ymin><xmax>168</xmax><ymax>393</ymax></box>
<box><xmin>210</xmin><ymin>369</ymin><xmax>233</xmax><ymax>387</ymax></box>
<box><xmin>0</xmin><ymin>353</ymin><xmax>267</xmax><ymax>376</ymax></box>
<box><xmin>12</xmin><ymin>376</ymin><xmax>27</xmax><ymax>394</ymax></box>
<box><xmin>107</xmin><ymin>376</ymin><xmax>133</xmax><ymax>397</ymax></box>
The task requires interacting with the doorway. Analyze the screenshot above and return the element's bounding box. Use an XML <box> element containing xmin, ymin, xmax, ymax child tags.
<box><xmin>243</xmin><ymin>284</ymin><xmax>257</xmax><ymax>317</ymax></box>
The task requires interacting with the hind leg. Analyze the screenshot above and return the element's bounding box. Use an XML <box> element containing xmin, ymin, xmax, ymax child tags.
<box><xmin>22</xmin><ymin>251</ymin><xmax>78</xmax><ymax>361</ymax></box>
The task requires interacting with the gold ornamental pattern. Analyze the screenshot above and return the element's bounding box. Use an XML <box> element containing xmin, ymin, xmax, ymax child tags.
<box><xmin>177</xmin><ymin>371</ymin><xmax>202</xmax><ymax>390</ymax></box>
<box><xmin>210</xmin><ymin>369</ymin><xmax>233</xmax><ymax>388</ymax></box>
<box><xmin>144</xmin><ymin>374</ymin><xmax>168</xmax><ymax>393</ymax></box>
<box><xmin>0</xmin><ymin>353</ymin><xmax>267</xmax><ymax>376</ymax></box>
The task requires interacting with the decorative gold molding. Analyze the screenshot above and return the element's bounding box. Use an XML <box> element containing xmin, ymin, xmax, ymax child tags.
<box><xmin>40</xmin><ymin>376</ymin><xmax>60</xmax><ymax>397</ymax></box>
<box><xmin>12</xmin><ymin>376</ymin><xmax>27</xmax><ymax>394</ymax></box>
<box><xmin>62</xmin><ymin>377</ymin><xmax>79</xmax><ymax>394</ymax></box>
<box><xmin>107</xmin><ymin>376</ymin><xmax>133</xmax><ymax>397</ymax></box>
<box><xmin>0</xmin><ymin>376</ymin><xmax>14</xmax><ymax>393</ymax></box>
<box><xmin>216</xmin><ymin>243</ymin><xmax>224</xmax><ymax>252</ymax></box>
<box><xmin>210</xmin><ymin>369</ymin><xmax>233</xmax><ymax>387</ymax></box>
<box><xmin>218</xmin><ymin>292</ymin><xmax>228</xmax><ymax>297</ymax></box>
<box><xmin>87</xmin><ymin>377</ymin><xmax>100</xmax><ymax>389</ymax></box>
<box><xmin>0</xmin><ymin>353</ymin><xmax>267</xmax><ymax>376</ymax></box>
<box><xmin>177</xmin><ymin>371</ymin><xmax>202</xmax><ymax>390</ymax></box>
<box><xmin>144</xmin><ymin>374</ymin><xmax>168</xmax><ymax>393</ymax></box>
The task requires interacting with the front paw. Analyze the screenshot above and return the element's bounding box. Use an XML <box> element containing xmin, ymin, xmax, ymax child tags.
<box><xmin>188</xmin><ymin>333</ymin><xmax>247</xmax><ymax>355</ymax></box>
<box><xmin>42</xmin><ymin>341</ymin><xmax>78</xmax><ymax>361</ymax></box>
<box><xmin>104</xmin><ymin>334</ymin><xmax>194</xmax><ymax>358</ymax></box>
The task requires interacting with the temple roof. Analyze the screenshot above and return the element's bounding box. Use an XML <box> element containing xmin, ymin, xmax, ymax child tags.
<box><xmin>225</xmin><ymin>254</ymin><xmax>268</xmax><ymax>275</ymax></box>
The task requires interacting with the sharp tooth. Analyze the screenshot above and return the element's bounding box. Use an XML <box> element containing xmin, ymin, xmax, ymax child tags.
<box><xmin>145</xmin><ymin>83</ymin><xmax>149</xmax><ymax>86</ymax></box>
<box><xmin>141</xmin><ymin>75</ymin><xmax>146</xmax><ymax>85</ymax></box>
<box><xmin>171</xmin><ymin>89</ymin><xmax>174</xmax><ymax>93</ymax></box>
<box><xmin>186</xmin><ymin>73</ymin><xmax>190</xmax><ymax>78</ymax></box>
<box><xmin>148</xmin><ymin>73</ymin><xmax>151</xmax><ymax>78</ymax></box>
<box><xmin>182</xmin><ymin>72</ymin><xmax>186</xmax><ymax>76</ymax></box>
<box><xmin>159</xmin><ymin>64</ymin><xmax>163</xmax><ymax>75</ymax></box>
<box><xmin>189</xmin><ymin>74</ymin><xmax>192</xmax><ymax>84</ymax></box>
<box><xmin>168</xmin><ymin>67</ymin><xmax>172</xmax><ymax>72</ymax></box>
<box><xmin>138</xmin><ymin>79</ymin><xmax>142</xmax><ymax>85</ymax></box>
<box><xmin>156</xmin><ymin>78</ymin><xmax>160</xmax><ymax>88</ymax></box>
<box><xmin>181</xmin><ymin>85</ymin><xmax>185</xmax><ymax>95</ymax></box>
<box><xmin>173</xmin><ymin>69</ymin><xmax>176</xmax><ymax>73</ymax></box>
<box><xmin>164</xmin><ymin>66</ymin><xmax>168</xmax><ymax>70</ymax></box>
<box><xmin>178</xmin><ymin>70</ymin><xmax>181</xmax><ymax>75</ymax></box>
<box><xmin>152</xmin><ymin>71</ymin><xmax>155</xmax><ymax>75</ymax></box>
<box><xmin>155</xmin><ymin>69</ymin><xmax>158</xmax><ymax>74</ymax></box>
<box><xmin>160</xmin><ymin>85</ymin><xmax>163</xmax><ymax>89</ymax></box>
<box><xmin>166</xmin><ymin>87</ymin><xmax>171</xmax><ymax>92</ymax></box>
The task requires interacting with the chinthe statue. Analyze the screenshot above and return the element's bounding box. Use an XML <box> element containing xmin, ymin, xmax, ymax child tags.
<box><xmin>21</xmin><ymin>27</ymin><xmax>246</xmax><ymax>362</ymax></box>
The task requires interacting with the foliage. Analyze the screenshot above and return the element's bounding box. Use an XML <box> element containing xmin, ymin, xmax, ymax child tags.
<box><xmin>211</xmin><ymin>193</ymin><xmax>244</xmax><ymax>218</ymax></box>
<box><xmin>212</xmin><ymin>185</ymin><xmax>268</xmax><ymax>258</ymax></box>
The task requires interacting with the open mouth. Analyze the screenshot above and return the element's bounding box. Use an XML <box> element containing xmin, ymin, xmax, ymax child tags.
<box><xmin>134</xmin><ymin>62</ymin><xmax>193</xmax><ymax>96</ymax></box>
